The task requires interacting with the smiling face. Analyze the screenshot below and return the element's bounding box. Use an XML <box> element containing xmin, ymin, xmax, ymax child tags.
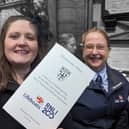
<box><xmin>83</xmin><ymin>31</ymin><xmax>110</xmax><ymax>72</ymax></box>
<box><xmin>4</xmin><ymin>20</ymin><xmax>38</xmax><ymax>68</ymax></box>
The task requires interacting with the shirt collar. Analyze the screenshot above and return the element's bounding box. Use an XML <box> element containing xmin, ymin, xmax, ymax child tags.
<box><xmin>93</xmin><ymin>64</ymin><xmax>107</xmax><ymax>81</ymax></box>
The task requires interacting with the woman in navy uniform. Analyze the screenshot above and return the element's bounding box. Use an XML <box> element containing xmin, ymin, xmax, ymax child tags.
<box><xmin>59</xmin><ymin>28</ymin><xmax>129</xmax><ymax>129</ymax></box>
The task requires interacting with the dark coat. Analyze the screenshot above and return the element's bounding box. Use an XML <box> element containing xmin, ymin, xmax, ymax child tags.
<box><xmin>59</xmin><ymin>66</ymin><xmax>129</xmax><ymax>129</ymax></box>
<box><xmin>0</xmin><ymin>80</ymin><xmax>26</xmax><ymax>129</ymax></box>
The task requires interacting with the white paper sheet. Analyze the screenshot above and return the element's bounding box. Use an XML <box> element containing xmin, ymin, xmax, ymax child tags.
<box><xmin>3</xmin><ymin>43</ymin><xmax>95</xmax><ymax>129</ymax></box>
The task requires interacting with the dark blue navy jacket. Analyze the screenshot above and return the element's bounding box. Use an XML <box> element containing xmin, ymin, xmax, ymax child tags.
<box><xmin>60</xmin><ymin>66</ymin><xmax>129</xmax><ymax>129</ymax></box>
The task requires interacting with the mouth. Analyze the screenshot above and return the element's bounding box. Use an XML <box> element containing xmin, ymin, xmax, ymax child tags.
<box><xmin>90</xmin><ymin>55</ymin><xmax>102</xmax><ymax>59</ymax></box>
<box><xmin>14</xmin><ymin>50</ymin><xmax>29</xmax><ymax>54</ymax></box>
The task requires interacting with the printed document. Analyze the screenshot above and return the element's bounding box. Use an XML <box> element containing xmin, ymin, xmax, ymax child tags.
<box><xmin>3</xmin><ymin>43</ymin><xmax>95</xmax><ymax>129</ymax></box>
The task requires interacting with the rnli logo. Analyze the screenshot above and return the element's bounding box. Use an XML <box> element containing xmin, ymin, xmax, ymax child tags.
<box><xmin>115</xmin><ymin>95</ymin><xmax>124</xmax><ymax>103</ymax></box>
<box><xmin>42</xmin><ymin>102</ymin><xmax>58</xmax><ymax>119</ymax></box>
<box><xmin>36</xmin><ymin>96</ymin><xmax>44</xmax><ymax>104</ymax></box>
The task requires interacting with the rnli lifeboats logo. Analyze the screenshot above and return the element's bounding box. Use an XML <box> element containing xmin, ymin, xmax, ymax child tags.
<box><xmin>36</xmin><ymin>96</ymin><xmax>44</xmax><ymax>104</ymax></box>
<box><xmin>115</xmin><ymin>95</ymin><xmax>124</xmax><ymax>103</ymax></box>
<box><xmin>57</xmin><ymin>66</ymin><xmax>71</xmax><ymax>81</ymax></box>
<box><xmin>23</xmin><ymin>93</ymin><xmax>58</xmax><ymax>119</ymax></box>
<box><xmin>42</xmin><ymin>102</ymin><xmax>58</xmax><ymax>119</ymax></box>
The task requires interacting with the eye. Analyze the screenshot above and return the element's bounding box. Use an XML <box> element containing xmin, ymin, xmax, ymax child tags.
<box><xmin>26</xmin><ymin>33</ymin><xmax>37</xmax><ymax>41</ymax></box>
<box><xmin>8</xmin><ymin>33</ymin><xmax>19</xmax><ymax>40</ymax></box>
<box><xmin>96</xmin><ymin>45</ymin><xmax>105</xmax><ymax>50</ymax></box>
<box><xmin>85</xmin><ymin>45</ymin><xmax>93</xmax><ymax>50</ymax></box>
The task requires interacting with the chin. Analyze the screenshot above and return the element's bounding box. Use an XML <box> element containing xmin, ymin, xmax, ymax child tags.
<box><xmin>12</xmin><ymin>61</ymin><xmax>30</xmax><ymax>66</ymax></box>
<box><xmin>89</xmin><ymin>64</ymin><xmax>101</xmax><ymax>71</ymax></box>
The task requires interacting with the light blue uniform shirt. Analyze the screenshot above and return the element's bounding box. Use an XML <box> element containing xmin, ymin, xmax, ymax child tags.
<box><xmin>93</xmin><ymin>65</ymin><xmax>108</xmax><ymax>92</ymax></box>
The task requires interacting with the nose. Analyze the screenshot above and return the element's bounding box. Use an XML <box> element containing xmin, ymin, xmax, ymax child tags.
<box><xmin>17</xmin><ymin>36</ymin><xmax>27</xmax><ymax>46</ymax></box>
<box><xmin>92</xmin><ymin>46</ymin><xmax>98</xmax><ymax>54</ymax></box>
